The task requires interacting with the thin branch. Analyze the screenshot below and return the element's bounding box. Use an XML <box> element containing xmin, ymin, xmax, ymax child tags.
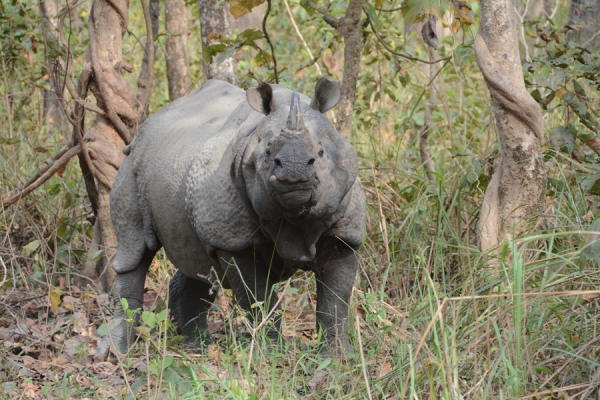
<box><xmin>262</xmin><ymin>0</ymin><xmax>278</xmax><ymax>83</ymax></box>
<box><xmin>420</xmin><ymin>45</ymin><xmax>438</xmax><ymax>182</ymax></box>
<box><xmin>20</xmin><ymin>144</ymin><xmax>71</xmax><ymax>189</ymax></box>
<box><xmin>283</xmin><ymin>0</ymin><xmax>322</xmax><ymax>75</ymax></box>
<box><xmin>304</xmin><ymin>0</ymin><xmax>340</xmax><ymax>28</ymax></box>
<box><xmin>368</xmin><ymin>18</ymin><xmax>451</xmax><ymax>65</ymax></box>
<box><xmin>1</xmin><ymin>145</ymin><xmax>82</xmax><ymax>213</ymax></box>
<box><xmin>72</xmin><ymin>63</ymin><xmax>100</xmax><ymax>215</ymax></box>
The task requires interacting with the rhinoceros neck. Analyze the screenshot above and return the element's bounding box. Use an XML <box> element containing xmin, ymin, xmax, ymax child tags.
<box><xmin>260</xmin><ymin>218</ymin><xmax>330</xmax><ymax>261</ymax></box>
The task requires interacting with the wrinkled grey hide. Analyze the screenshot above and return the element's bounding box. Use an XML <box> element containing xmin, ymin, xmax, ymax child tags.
<box><xmin>106</xmin><ymin>77</ymin><xmax>366</xmax><ymax>354</ymax></box>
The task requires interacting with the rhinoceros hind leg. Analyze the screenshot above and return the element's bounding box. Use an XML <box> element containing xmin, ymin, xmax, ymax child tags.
<box><xmin>169</xmin><ymin>270</ymin><xmax>216</xmax><ymax>348</ymax></box>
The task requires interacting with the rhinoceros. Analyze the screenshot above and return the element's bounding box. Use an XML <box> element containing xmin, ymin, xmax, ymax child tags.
<box><xmin>107</xmin><ymin>77</ymin><xmax>366</xmax><ymax>353</ymax></box>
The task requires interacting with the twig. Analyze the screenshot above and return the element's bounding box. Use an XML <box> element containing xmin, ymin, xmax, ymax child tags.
<box><xmin>262</xmin><ymin>0</ymin><xmax>278</xmax><ymax>83</ymax></box>
<box><xmin>283</xmin><ymin>0</ymin><xmax>321</xmax><ymax>75</ymax></box>
<box><xmin>517</xmin><ymin>382</ymin><xmax>596</xmax><ymax>399</ymax></box>
<box><xmin>420</xmin><ymin>39</ymin><xmax>438</xmax><ymax>181</ymax></box>
<box><xmin>1</xmin><ymin>145</ymin><xmax>82</xmax><ymax>213</ymax></box>
<box><xmin>304</xmin><ymin>1</ymin><xmax>340</xmax><ymax>29</ymax></box>
<box><xmin>156</xmin><ymin>276</ymin><xmax>169</xmax><ymax>398</ymax></box>
<box><xmin>355</xmin><ymin>315</ymin><xmax>373</xmax><ymax>400</ymax></box>
<box><xmin>71</xmin><ymin>62</ymin><xmax>100</xmax><ymax>215</ymax></box>
<box><xmin>368</xmin><ymin>18</ymin><xmax>451</xmax><ymax>65</ymax></box>
<box><xmin>0</xmin><ymin>255</ymin><xmax>8</xmax><ymax>289</ymax></box>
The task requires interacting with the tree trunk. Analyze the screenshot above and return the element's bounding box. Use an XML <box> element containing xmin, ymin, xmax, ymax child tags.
<box><xmin>306</xmin><ymin>0</ymin><xmax>363</xmax><ymax>140</ymax></box>
<box><xmin>39</xmin><ymin>0</ymin><xmax>68</xmax><ymax>135</ymax></box>
<box><xmin>335</xmin><ymin>0</ymin><xmax>363</xmax><ymax>141</ymax></box>
<box><xmin>198</xmin><ymin>0</ymin><xmax>238</xmax><ymax>84</ymax></box>
<box><xmin>80</xmin><ymin>0</ymin><xmax>140</xmax><ymax>291</ymax></box>
<box><xmin>476</xmin><ymin>0</ymin><xmax>546</xmax><ymax>252</ymax></box>
<box><xmin>138</xmin><ymin>0</ymin><xmax>160</xmax><ymax>117</ymax></box>
<box><xmin>165</xmin><ymin>0</ymin><xmax>191</xmax><ymax>101</ymax></box>
<box><xmin>568</xmin><ymin>0</ymin><xmax>600</xmax><ymax>47</ymax></box>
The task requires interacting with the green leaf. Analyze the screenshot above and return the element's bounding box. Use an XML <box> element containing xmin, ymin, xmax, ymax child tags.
<box><xmin>550</xmin><ymin>127</ymin><xmax>574</xmax><ymax>154</ymax></box>
<box><xmin>316</xmin><ymin>357</ymin><xmax>332</xmax><ymax>371</ymax></box>
<box><xmin>91</xmin><ymin>249</ymin><xmax>104</xmax><ymax>261</ymax></box>
<box><xmin>141</xmin><ymin>310</ymin><xmax>157</xmax><ymax>329</ymax></box>
<box><xmin>23</xmin><ymin>239</ymin><xmax>41</xmax><ymax>257</ymax></box>
<box><xmin>582</xmin><ymin>218</ymin><xmax>600</xmax><ymax>260</ymax></box>
<box><xmin>299</xmin><ymin>0</ymin><xmax>315</xmax><ymax>16</ymax></box>
<box><xmin>581</xmin><ymin>173</ymin><xmax>600</xmax><ymax>195</ymax></box>
<box><xmin>97</xmin><ymin>318</ymin><xmax>121</xmax><ymax>337</ymax></box>
<box><xmin>0</xmin><ymin>137</ymin><xmax>20</xmax><ymax>145</ymax></box>
<box><xmin>548</xmin><ymin>178</ymin><xmax>567</xmax><ymax>192</ymax></box>
<box><xmin>402</xmin><ymin>0</ymin><xmax>445</xmax><ymax>25</ymax></box>
<box><xmin>365</xmin><ymin>3</ymin><xmax>383</xmax><ymax>28</ymax></box>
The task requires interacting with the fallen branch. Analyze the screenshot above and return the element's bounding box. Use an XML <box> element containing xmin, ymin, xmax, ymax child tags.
<box><xmin>1</xmin><ymin>144</ymin><xmax>82</xmax><ymax>213</ymax></box>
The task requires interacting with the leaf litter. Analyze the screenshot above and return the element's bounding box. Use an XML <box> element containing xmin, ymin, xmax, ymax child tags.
<box><xmin>0</xmin><ymin>272</ymin><xmax>344</xmax><ymax>399</ymax></box>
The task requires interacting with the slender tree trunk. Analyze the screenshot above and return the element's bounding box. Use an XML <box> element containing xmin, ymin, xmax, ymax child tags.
<box><xmin>138</xmin><ymin>0</ymin><xmax>159</xmax><ymax>117</ymax></box>
<box><xmin>198</xmin><ymin>0</ymin><xmax>238</xmax><ymax>84</ymax></box>
<box><xmin>335</xmin><ymin>0</ymin><xmax>363</xmax><ymax>140</ymax></box>
<box><xmin>476</xmin><ymin>0</ymin><xmax>546</xmax><ymax>252</ymax></box>
<box><xmin>306</xmin><ymin>0</ymin><xmax>363</xmax><ymax>140</ymax></box>
<box><xmin>420</xmin><ymin>14</ymin><xmax>438</xmax><ymax>182</ymax></box>
<box><xmin>39</xmin><ymin>0</ymin><xmax>68</xmax><ymax>135</ymax></box>
<box><xmin>80</xmin><ymin>0</ymin><xmax>141</xmax><ymax>290</ymax></box>
<box><xmin>165</xmin><ymin>0</ymin><xmax>191</xmax><ymax>100</ymax></box>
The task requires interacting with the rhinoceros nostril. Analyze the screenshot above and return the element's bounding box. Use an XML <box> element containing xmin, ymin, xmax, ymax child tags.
<box><xmin>308</xmin><ymin>158</ymin><xmax>315</xmax><ymax>165</ymax></box>
<box><xmin>274</xmin><ymin>157</ymin><xmax>281</xmax><ymax>166</ymax></box>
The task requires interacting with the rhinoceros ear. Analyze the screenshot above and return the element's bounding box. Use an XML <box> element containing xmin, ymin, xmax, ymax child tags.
<box><xmin>247</xmin><ymin>81</ymin><xmax>278</xmax><ymax>115</ymax></box>
<box><xmin>310</xmin><ymin>76</ymin><xmax>341</xmax><ymax>113</ymax></box>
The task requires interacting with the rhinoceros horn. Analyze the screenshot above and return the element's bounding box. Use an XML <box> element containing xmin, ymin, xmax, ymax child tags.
<box><xmin>285</xmin><ymin>91</ymin><xmax>306</xmax><ymax>133</ymax></box>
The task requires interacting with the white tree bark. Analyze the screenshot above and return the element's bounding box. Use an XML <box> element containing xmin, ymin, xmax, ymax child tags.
<box><xmin>198</xmin><ymin>0</ymin><xmax>238</xmax><ymax>84</ymax></box>
<box><xmin>476</xmin><ymin>0</ymin><xmax>546</xmax><ymax>252</ymax></box>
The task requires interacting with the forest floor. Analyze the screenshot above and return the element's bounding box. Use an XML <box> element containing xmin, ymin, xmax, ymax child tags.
<box><xmin>1</xmin><ymin>262</ymin><xmax>371</xmax><ymax>399</ymax></box>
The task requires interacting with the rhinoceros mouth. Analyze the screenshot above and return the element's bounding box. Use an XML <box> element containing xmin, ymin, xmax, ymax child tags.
<box><xmin>269</xmin><ymin>175</ymin><xmax>318</xmax><ymax>210</ymax></box>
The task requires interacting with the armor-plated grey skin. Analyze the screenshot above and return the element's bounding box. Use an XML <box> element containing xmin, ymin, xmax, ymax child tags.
<box><xmin>107</xmin><ymin>77</ymin><xmax>366</xmax><ymax>353</ymax></box>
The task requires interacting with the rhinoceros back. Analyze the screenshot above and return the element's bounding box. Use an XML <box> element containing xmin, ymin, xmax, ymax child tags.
<box><xmin>122</xmin><ymin>80</ymin><xmax>253</xmax><ymax>270</ymax></box>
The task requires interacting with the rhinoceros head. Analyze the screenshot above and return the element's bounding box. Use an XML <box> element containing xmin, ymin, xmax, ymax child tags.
<box><xmin>234</xmin><ymin>77</ymin><xmax>358</xmax><ymax>233</ymax></box>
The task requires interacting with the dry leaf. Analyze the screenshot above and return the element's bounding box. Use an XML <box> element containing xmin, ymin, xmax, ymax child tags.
<box><xmin>229</xmin><ymin>0</ymin><xmax>264</xmax><ymax>19</ymax></box>
<box><xmin>48</xmin><ymin>288</ymin><xmax>61</xmax><ymax>314</ymax></box>
<box><xmin>455</xmin><ymin>1</ymin><xmax>475</xmax><ymax>25</ymax></box>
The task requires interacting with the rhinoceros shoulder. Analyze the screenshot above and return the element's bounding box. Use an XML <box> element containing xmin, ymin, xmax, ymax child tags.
<box><xmin>185</xmin><ymin>101</ymin><xmax>267</xmax><ymax>256</ymax></box>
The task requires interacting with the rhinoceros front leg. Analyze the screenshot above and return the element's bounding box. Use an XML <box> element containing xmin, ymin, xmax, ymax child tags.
<box><xmin>110</xmin><ymin>249</ymin><xmax>156</xmax><ymax>353</ymax></box>
<box><xmin>216</xmin><ymin>248</ymin><xmax>283</xmax><ymax>343</ymax></box>
<box><xmin>169</xmin><ymin>270</ymin><xmax>217</xmax><ymax>348</ymax></box>
<box><xmin>314</xmin><ymin>242</ymin><xmax>358</xmax><ymax>352</ymax></box>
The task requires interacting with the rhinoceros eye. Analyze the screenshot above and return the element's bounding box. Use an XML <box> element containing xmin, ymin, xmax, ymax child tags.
<box><xmin>318</xmin><ymin>149</ymin><xmax>324</xmax><ymax>157</ymax></box>
<box><xmin>266</xmin><ymin>148</ymin><xmax>271</xmax><ymax>156</ymax></box>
